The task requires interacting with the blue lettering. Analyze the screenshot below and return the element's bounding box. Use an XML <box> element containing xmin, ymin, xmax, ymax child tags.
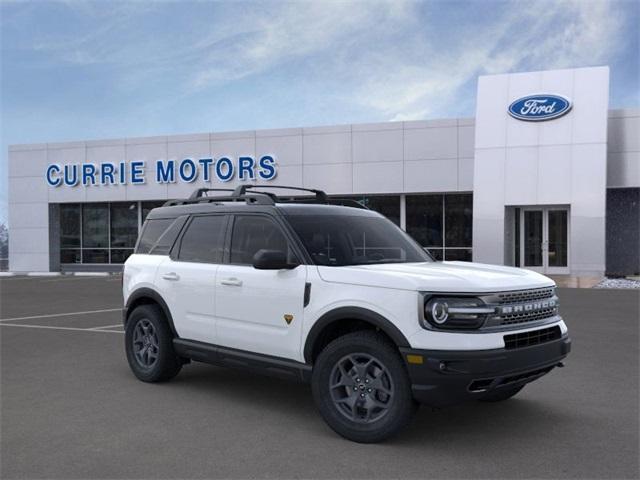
<box><xmin>101</xmin><ymin>162</ymin><xmax>115</xmax><ymax>185</ymax></box>
<box><xmin>130</xmin><ymin>161</ymin><xmax>145</xmax><ymax>184</ymax></box>
<box><xmin>82</xmin><ymin>164</ymin><xmax>97</xmax><ymax>186</ymax></box>
<box><xmin>64</xmin><ymin>164</ymin><xmax>78</xmax><ymax>186</ymax></box>
<box><xmin>238</xmin><ymin>156</ymin><xmax>255</xmax><ymax>180</ymax></box>
<box><xmin>198</xmin><ymin>158</ymin><xmax>213</xmax><ymax>182</ymax></box>
<box><xmin>119</xmin><ymin>161</ymin><xmax>127</xmax><ymax>184</ymax></box>
<box><xmin>179</xmin><ymin>158</ymin><xmax>197</xmax><ymax>183</ymax></box>
<box><xmin>46</xmin><ymin>164</ymin><xmax>61</xmax><ymax>187</ymax></box>
<box><xmin>215</xmin><ymin>157</ymin><xmax>234</xmax><ymax>182</ymax></box>
<box><xmin>258</xmin><ymin>155</ymin><xmax>276</xmax><ymax>180</ymax></box>
<box><xmin>156</xmin><ymin>160</ymin><xmax>175</xmax><ymax>183</ymax></box>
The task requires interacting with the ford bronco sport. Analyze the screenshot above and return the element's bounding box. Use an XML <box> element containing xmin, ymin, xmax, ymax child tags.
<box><xmin>123</xmin><ymin>185</ymin><xmax>571</xmax><ymax>443</ymax></box>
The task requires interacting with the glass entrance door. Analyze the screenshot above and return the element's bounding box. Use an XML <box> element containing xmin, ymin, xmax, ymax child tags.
<box><xmin>519</xmin><ymin>207</ymin><xmax>569</xmax><ymax>274</ymax></box>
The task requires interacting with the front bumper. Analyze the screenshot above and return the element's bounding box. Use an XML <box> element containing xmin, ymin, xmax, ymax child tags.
<box><xmin>400</xmin><ymin>334</ymin><xmax>571</xmax><ymax>407</ymax></box>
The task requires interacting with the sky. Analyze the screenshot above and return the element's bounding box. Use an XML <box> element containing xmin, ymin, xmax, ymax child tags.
<box><xmin>1</xmin><ymin>0</ymin><xmax>638</xmax><ymax>226</ymax></box>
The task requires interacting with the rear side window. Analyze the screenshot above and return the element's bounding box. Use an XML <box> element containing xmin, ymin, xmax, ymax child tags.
<box><xmin>136</xmin><ymin>218</ymin><xmax>173</xmax><ymax>254</ymax></box>
<box><xmin>136</xmin><ymin>217</ymin><xmax>186</xmax><ymax>255</ymax></box>
<box><xmin>177</xmin><ymin>215</ymin><xmax>226</xmax><ymax>263</ymax></box>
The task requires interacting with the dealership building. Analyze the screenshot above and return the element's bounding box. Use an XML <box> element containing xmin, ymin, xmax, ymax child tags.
<box><xmin>7</xmin><ymin>66</ymin><xmax>640</xmax><ymax>276</ymax></box>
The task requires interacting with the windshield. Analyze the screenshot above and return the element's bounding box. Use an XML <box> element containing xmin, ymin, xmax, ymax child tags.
<box><xmin>286</xmin><ymin>214</ymin><xmax>432</xmax><ymax>266</ymax></box>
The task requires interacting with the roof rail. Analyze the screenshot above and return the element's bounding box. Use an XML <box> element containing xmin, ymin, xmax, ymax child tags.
<box><xmin>163</xmin><ymin>188</ymin><xmax>275</xmax><ymax>206</ymax></box>
<box><xmin>188</xmin><ymin>188</ymin><xmax>235</xmax><ymax>200</ymax></box>
<box><xmin>163</xmin><ymin>185</ymin><xmax>368</xmax><ymax>209</ymax></box>
<box><xmin>232</xmin><ymin>185</ymin><xmax>329</xmax><ymax>203</ymax></box>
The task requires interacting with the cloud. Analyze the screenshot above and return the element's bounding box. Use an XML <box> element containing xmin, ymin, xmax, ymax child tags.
<box><xmin>348</xmin><ymin>0</ymin><xmax>626</xmax><ymax>121</ymax></box>
<box><xmin>2</xmin><ymin>0</ymin><xmax>632</xmax><ymax>121</ymax></box>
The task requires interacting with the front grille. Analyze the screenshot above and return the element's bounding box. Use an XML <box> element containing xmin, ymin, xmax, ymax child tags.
<box><xmin>500</xmin><ymin>307</ymin><xmax>557</xmax><ymax>325</ymax></box>
<box><xmin>497</xmin><ymin>287</ymin><xmax>555</xmax><ymax>304</ymax></box>
<box><xmin>503</xmin><ymin>326</ymin><xmax>561</xmax><ymax>350</ymax></box>
<box><xmin>493</xmin><ymin>287</ymin><xmax>558</xmax><ymax>327</ymax></box>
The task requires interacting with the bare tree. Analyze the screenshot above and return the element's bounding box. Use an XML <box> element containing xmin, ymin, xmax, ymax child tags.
<box><xmin>0</xmin><ymin>222</ymin><xmax>8</xmax><ymax>270</ymax></box>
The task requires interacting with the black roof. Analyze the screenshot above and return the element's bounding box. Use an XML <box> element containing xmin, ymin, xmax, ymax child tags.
<box><xmin>146</xmin><ymin>185</ymin><xmax>378</xmax><ymax>220</ymax></box>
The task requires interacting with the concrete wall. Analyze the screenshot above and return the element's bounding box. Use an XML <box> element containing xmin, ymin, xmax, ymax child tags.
<box><xmin>607</xmin><ymin>108</ymin><xmax>640</xmax><ymax>188</ymax></box>
<box><xmin>473</xmin><ymin>66</ymin><xmax>610</xmax><ymax>276</ymax></box>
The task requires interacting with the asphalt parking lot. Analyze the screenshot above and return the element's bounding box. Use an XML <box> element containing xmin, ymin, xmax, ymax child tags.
<box><xmin>1</xmin><ymin>276</ymin><xmax>638</xmax><ymax>479</ymax></box>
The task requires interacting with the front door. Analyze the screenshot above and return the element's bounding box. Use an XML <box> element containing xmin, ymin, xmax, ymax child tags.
<box><xmin>518</xmin><ymin>207</ymin><xmax>569</xmax><ymax>274</ymax></box>
<box><xmin>215</xmin><ymin>214</ymin><xmax>307</xmax><ymax>361</ymax></box>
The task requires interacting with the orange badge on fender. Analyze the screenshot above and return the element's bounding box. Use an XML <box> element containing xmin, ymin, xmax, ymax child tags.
<box><xmin>284</xmin><ymin>314</ymin><xmax>294</xmax><ymax>325</ymax></box>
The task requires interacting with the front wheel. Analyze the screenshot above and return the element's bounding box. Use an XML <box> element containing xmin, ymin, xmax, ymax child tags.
<box><xmin>311</xmin><ymin>331</ymin><xmax>417</xmax><ymax>443</ymax></box>
<box><xmin>125</xmin><ymin>304</ymin><xmax>182</xmax><ymax>383</ymax></box>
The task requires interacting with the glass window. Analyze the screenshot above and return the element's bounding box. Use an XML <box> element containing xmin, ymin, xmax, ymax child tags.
<box><xmin>444</xmin><ymin>194</ymin><xmax>472</xmax><ymax>247</ymax></box>
<box><xmin>111</xmin><ymin>249</ymin><xmax>134</xmax><ymax>264</ymax></box>
<box><xmin>287</xmin><ymin>214</ymin><xmax>431</xmax><ymax>266</ymax></box>
<box><xmin>61</xmin><ymin>249</ymin><xmax>81</xmax><ymax>264</ymax></box>
<box><xmin>82</xmin><ymin>204</ymin><xmax>109</xmax><ymax>248</ymax></box>
<box><xmin>136</xmin><ymin>218</ymin><xmax>174</xmax><ymax>254</ymax></box>
<box><xmin>547</xmin><ymin>210</ymin><xmax>568</xmax><ymax>267</ymax></box>
<box><xmin>110</xmin><ymin>203</ymin><xmax>138</xmax><ymax>248</ymax></box>
<box><xmin>230</xmin><ymin>216</ymin><xmax>291</xmax><ymax>265</ymax></box>
<box><xmin>150</xmin><ymin>217</ymin><xmax>187</xmax><ymax>255</ymax></box>
<box><xmin>343</xmin><ymin>195</ymin><xmax>401</xmax><ymax>226</ymax></box>
<box><xmin>178</xmin><ymin>215</ymin><xmax>226</xmax><ymax>263</ymax></box>
<box><xmin>406</xmin><ymin>195</ymin><xmax>443</xmax><ymax>247</ymax></box>
<box><xmin>444</xmin><ymin>249</ymin><xmax>472</xmax><ymax>262</ymax></box>
<box><xmin>427</xmin><ymin>248</ymin><xmax>443</xmax><ymax>261</ymax></box>
<box><xmin>83</xmin><ymin>249</ymin><xmax>109</xmax><ymax>264</ymax></box>
<box><xmin>60</xmin><ymin>204</ymin><xmax>81</xmax><ymax>248</ymax></box>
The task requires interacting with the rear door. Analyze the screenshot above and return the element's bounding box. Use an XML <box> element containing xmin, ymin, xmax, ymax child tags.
<box><xmin>215</xmin><ymin>214</ymin><xmax>307</xmax><ymax>361</ymax></box>
<box><xmin>156</xmin><ymin>214</ymin><xmax>228</xmax><ymax>344</ymax></box>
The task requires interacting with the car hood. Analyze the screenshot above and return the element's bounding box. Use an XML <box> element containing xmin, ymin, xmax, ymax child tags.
<box><xmin>316</xmin><ymin>261</ymin><xmax>555</xmax><ymax>293</ymax></box>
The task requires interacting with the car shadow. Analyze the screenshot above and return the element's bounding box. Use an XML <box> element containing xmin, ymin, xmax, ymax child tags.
<box><xmin>156</xmin><ymin>362</ymin><xmax>577</xmax><ymax>445</ymax></box>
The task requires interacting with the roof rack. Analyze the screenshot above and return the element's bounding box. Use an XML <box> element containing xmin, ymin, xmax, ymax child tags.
<box><xmin>162</xmin><ymin>188</ymin><xmax>275</xmax><ymax>206</ymax></box>
<box><xmin>162</xmin><ymin>185</ymin><xmax>368</xmax><ymax>210</ymax></box>
<box><xmin>232</xmin><ymin>185</ymin><xmax>329</xmax><ymax>204</ymax></box>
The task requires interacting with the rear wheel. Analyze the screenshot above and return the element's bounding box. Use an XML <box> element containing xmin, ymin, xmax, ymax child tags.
<box><xmin>478</xmin><ymin>385</ymin><xmax>524</xmax><ymax>402</ymax></box>
<box><xmin>125</xmin><ymin>304</ymin><xmax>182</xmax><ymax>382</ymax></box>
<box><xmin>312</xmin><ymin>331</ymin><xmax>417</xmax><ymax>443</ymax></box>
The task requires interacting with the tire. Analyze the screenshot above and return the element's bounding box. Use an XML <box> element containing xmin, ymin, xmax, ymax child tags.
<box><xmin>478</xmin><ymin>385</ymin><xmax>524</xmax><ymax>402</ymax></box>
<box><xmin>311</xmin><ymin>331</ymin><xmax>417</xmax><ymax>443</ymax></box>
<box><xmin>125</xmin><ymin>304</ymin><xmax>182</xmax><ymax>383</ymax></box>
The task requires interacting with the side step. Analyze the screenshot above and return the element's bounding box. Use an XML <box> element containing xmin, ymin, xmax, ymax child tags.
<box><xmin>173</xmin><ymin>338</ymin><xmax>312</xmax><ymax>383</ymax></box>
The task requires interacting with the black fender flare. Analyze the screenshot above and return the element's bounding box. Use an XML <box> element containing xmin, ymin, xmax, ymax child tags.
<box><xmin>303</xmin><ymin>306</ymin><xmax>410</xmax><ymax>363</ymax></box>
<box><xmin>124</xmin><ymin>287</ymin><xmax>179</xmax><ymax>338</ymax></box>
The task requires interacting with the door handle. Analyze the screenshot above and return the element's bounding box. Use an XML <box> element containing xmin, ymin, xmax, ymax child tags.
<box><xmin>162</xmin><ymin>272</ymin><xmax>180</xmax><ymax>281</ymax></box>
<box><xmin>220</xmin><ymin>277</ymin><xmax>243</xmax><ymax>287</ymax></box>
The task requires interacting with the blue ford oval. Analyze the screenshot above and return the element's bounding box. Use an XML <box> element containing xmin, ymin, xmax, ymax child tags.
<box><xmin>508</xmin><ymin>94</ymin><xmax>572</xmax><ymax>121</ymax></box>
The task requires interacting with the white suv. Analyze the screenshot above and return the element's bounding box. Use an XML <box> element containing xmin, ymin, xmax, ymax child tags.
<box><xmin>123</xmin><ymin>186</ymin><xmax>571</xmax><ymax>443</ymax></box>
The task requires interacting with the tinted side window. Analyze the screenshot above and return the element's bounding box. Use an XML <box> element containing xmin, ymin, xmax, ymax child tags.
<box><xmin>150</xmin><ymin>217</ymin><xmax>187</xmax><ymax>255</ymax></box>
<box><xmin>230</xmin><ymin>216</ymin><xmax>291</xmax><ymax>265</ymax></box>
<box><xmin>178</xmin><ymin>215</ymin><xmax>226</xmax><ymax>263</ymax></box>
<box><xmin>136</xmin><ymin>218</ymin><xmax>173</xmax><ymax>254</ymax></box>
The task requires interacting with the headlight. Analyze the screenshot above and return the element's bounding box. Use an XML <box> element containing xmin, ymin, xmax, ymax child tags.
<box><xmin>423</xmin><ymin>296</ymin><xmax>495</xmax><ymax>330</ymax></box>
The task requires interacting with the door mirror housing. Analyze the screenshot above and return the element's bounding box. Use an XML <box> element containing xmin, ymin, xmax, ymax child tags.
<box><xmin>252</xmin><ymin>249</ymin><xmax>298</xmax><ymax>270</ymax></box>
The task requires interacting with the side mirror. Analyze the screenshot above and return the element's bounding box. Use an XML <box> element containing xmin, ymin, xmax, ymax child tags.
<box><xmin>252</xmin><ymin>249</ymin><xmax>298</xmax><ymax>270</ymax></box>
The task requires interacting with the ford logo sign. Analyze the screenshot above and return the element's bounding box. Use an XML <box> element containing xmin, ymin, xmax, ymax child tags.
<box><xmin>508</xmin><ymin>94</ymin><xmax>572</xmax><ymax>121</ymax></box>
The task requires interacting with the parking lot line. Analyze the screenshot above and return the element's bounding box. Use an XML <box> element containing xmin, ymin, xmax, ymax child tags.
<box><xmin>0</xmin><ymin>323</ymin><xmax>124</xmax><ymax>333</ymax></box>
<box><xmin>88</xmin><ymin>324</ymin><xmax>124</xmax><ymax>330</ymax></box>
<box><xmin>0</xmin><ymin>308</ymin><xmax>122</xmax><ymax>323</ymax></box>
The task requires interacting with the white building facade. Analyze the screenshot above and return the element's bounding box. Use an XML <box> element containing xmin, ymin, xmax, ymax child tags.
<box><xmin>7</xmin><ymin>66</ymin><xmax>640</xmax><ymax>276</ymax></box>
